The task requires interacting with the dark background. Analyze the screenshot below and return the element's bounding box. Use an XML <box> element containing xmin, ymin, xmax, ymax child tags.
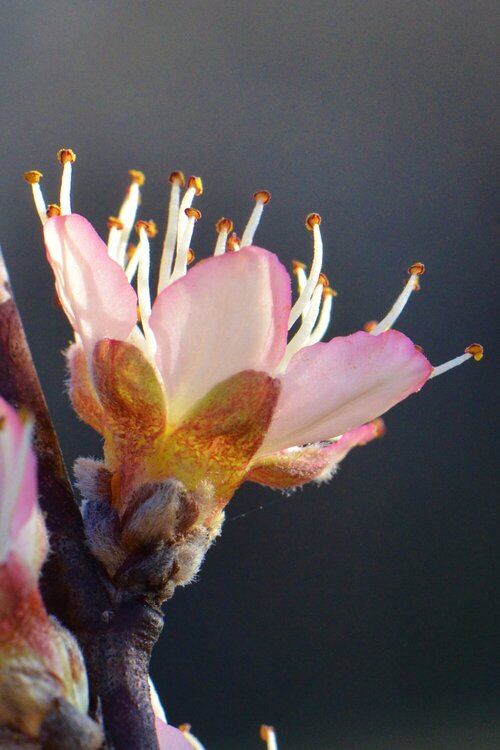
<box><xmin>0</xmin><ymin>2</ymin><xmax>498</xmax><ymax>748</ymax></box>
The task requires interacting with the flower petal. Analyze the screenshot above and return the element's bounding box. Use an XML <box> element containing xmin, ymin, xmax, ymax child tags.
<box><xmin>155</xmin><ymin>720</ymin><xmax>194</xmax><ymax>750</ymax></box>
<box><xmin>260</xmin><ymin>330</ymin><xmax>432</xmax><ymax>454</ymax></box>
<box><xmin>248</xmin><ymin>420</ymin><xmax>384</xmax><ymax>488</ymax></box>
<box><xmin>150</xmin><ymin>370</ymin><xmax>280</xmax><ymax>506</ymax></box>
<box><xmin>149</xmin><ymin>246</ymin><xmax>290</xmax><ymax>425</ymax></box>
<box><xmin>43</xmin><ymin>215</ymin><xmax>137</xmax><ymax>354</ymax></box>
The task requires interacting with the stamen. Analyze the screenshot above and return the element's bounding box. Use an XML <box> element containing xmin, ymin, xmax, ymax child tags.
<box><xmin>292</xmin><ymin>260</ymin><xmax>308</xmax><ymax>294</ymax></box>
<box><xmin>370</xmin><ymin>262</ymin><xmax>425</xmax><ymax>336</ymax></box>
<box><xmin>307</xmin><ymin>285</ymin><xmax>337</xmax><ymax>345</ymax></box>
<box><xmin>23</xmin><ymin>170</ymin><xmax>47</xmax><ymax>224</ymax></box>
<box><xmin>107</xmin><ymin>216</ymin><xmax>124</xmax><ymax>261</ymax></box>
<box><xmin>157</xmin><ymin>171</ymin><xmax>185</xmax><ymax>294</ymax></box>
<box><xmin>241</xmin><ymin>190</ymin><xmax>271</xmax><ymax>247</ymax></box>
<box><xmin>260</xmin><ymin>725</ymin><xmax>278</xmax><ymax>750</ymax></box>
<box><xmin>214</xmin><ymin>217</ymin><xmax>233</xmax><ymax>256</ymax></box>
<box><xmin>135</xmin><ymin>220</ymin><xmax>158</xmax><ymax>351</ymax></box>
<box><xmin>57</xmin><ymin>148</ymin><xmax>76</xmax><ymax>215</ymax></box>
<box><xmin>178</xmin><ymin>724</ymin><xmax>207</xmax><ymax>750</ymax></box>
<box><xmin>430</xmin><ymin>343</ymin><xmax>483</xmax><ymax>378</ymax></box>
<box><xmin>46</xmin><ymin>204</ymin><xmax>61</xmax><ymax>218</ymax></box>
<box><xmin>279</xmin><ymin>282</ymin><xmax>324</xmax><ymax>372</ymax></box>
<box><xmin>226</xmin><ymin>232</ymin><xmax>241</xmax><ymax>252</ymax></box>
<box><xmin>171</xmin><ymin>208</ymin><xmax>201</xmax><ymax>283</ymax></box>
<box><xmin>177</xmin><ymin>176</ymin><xmax>203</xmax><ymax>252</ymax></box>
<box><xmin>116</xmin><ymin>170</ymin><xmax>145</xmax><ymax>267</ymax></box>
<box><xmin>288</xmin><ymin>213</ymin><xmax>323</xmax><ymax>329</ymax></box>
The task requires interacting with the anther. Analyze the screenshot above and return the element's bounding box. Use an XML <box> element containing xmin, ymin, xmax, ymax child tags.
<box><xmin>226</xmin><ymin>233</ymin><xmax>241</xmax><ymax>252</ymax></box>
<box><xmin>323</xmin><ymin>286</ymin><xmax>337</xmax><ymax>298</ymax></box>
<box><xmin>363</xmin><ymin>321</ymin><xmax>378</xmax><ymax>332</ymax></box>
<box><xmin>57</xmin><ymin>148</ymin><xmax>76</xmax><ymax>164</ymax></box>
<box><xmin>408</xmin><ymin>261</ymin><xmax>425</xmax><ymax>276</ymax></box>
<box><xmin>318</xmin><ymin>272</ymin><xmax>329</xmax><ymax>287</ymax></box>
<box><xmin>292</xmin><ymin>260</ymin><xmax>307</xmax><ymax>274</ymax></box>
<box><xmin>253</xmin><ymin>190</ymin><xmax>271</xmax><ymax>205</ymax></box>
<box><xmin>187</xmin><ymin>175</ymin><xmax>203</xmax><ymax>195</ymax></box>
<box><xmin>260</xmin><ymin>725</ymin><xmax>278</xmax><ymax>750</ymax></box>
<box><xmin>107</xmin><ymin>216</ymin><xmax>124</xmax><ymax>231</ymax></box>
<box><xmin>414</xmin><ymin>344</ymin><xmax>424</xmax><ymax>353</ymax></box>
<box><xmin>187</xmin><ymin>248</ymin><xmax>195</xmax><ymax>265</ymax></box>
<box><xmin>185</xmin><ymin>207</ymin><xmax>202</xmax><ymax>220</ymax></box>
<box><xmin>372</xmin><ymin>418</ymin><xmax>386</xmax><ymax>438</ymax></box>
<box><xmin>46</xmin><ymin>204</ymin><xmax>61</xmax><ymax>218</ymax></box>
<box><xmin>465</xmin><ymin>343</ymin><xmax>484</xmax><ymax>361</ymax></box>
<box><xmin>23</xmin><ymin>170</ymin><xmax>43</xmax><ymax>184</ymax></box>
<box><xmin>169</xmin><ymin>170</ymin><xmax>186</xmax><ymax>187</ymax></box>
<box><xmin>215</xmin><ymin>217</ymin><xmax>233</xmax><ymax>234</ymax></box>
<box><xmin>129</xmin><ymin>169</ymin><xmax>145</xmax><ymax>186</ymax></box>
<box><xmin>305</xmin><ymin>212</ymin><xmax>321</xmax><ymax>230</ymax></box>
<box><xmin>135</xmin><ymin>219</ymin><xmax>158</xmax><ymax>238</ymax></box>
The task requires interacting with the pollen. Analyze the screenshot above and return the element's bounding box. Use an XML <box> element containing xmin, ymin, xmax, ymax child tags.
<box><xmin>128</xmin><ymin>169</ymin><xmax>145</xmax><ymax>186</ymax></box>
<box><xmin>215</xmin><ymin>217</ymin><xmax>233</xmax><ymax>234</ymax></box>
<box><xmin>46</xmin><ymin>204</ymin><xmax>61</xmax><ymax>217</ymax></box>
<box><xmin>254</xmin><ymin>190</ymin><xmax>271</xmax><ymax>205</ymax></box>
<box><xmin>226</xmin><ymin>233</ymin><xmax>241</xmax><ymax>252</ymax></box>
<box><xmin>465</xmin><ymin>343</ymin><xmax>484</xmax><ymax>361</ymax></box>
<box><xmin>363</xmin><ymin>320</ymin><xmax>378</xmax><ymax>332</ymax></box>
<box><xmin>187</xmin><ymin>175</ymin><xmax>203</xmax><ymax>196</ymax></box>
<box><xmin>107</xmin><ymin>216</ymin><xmax>124</xmax><ymax>231</ymax></box>
<box><xmin>169</xmin><ymin>170</ymin><xmax>186</xmax><ymax>187</ymax></box>
<box><xmin>185</xmin><ymin>207</ymin><xmax>202</xmax><ymax>221</ymax></box>
<box><xmin>135</xmin><ymin>219</ymin><xmax>158</xmax><ymax>238</ymax></box>
<box><xmin>56</xmin><ymin>148</ymin><xmax>76</xmax><ymax>164</ymax></box>
<box><xmin>23</xmin><ymin>170</ymin><xmax>43</xmax><ymax>184</ymax></box>
<box><xmin>305</xmin><ymin>212</ymin><xmax>321</xmax><ymax>230</ymax></box>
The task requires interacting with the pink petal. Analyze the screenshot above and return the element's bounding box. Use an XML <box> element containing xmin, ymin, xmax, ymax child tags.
<box><xmin>155</xmin><ymin>719</ymin><xmax>194</xmax><ymax>750</ymax></box>
<box><xmin>149</xmin><ymin>246</ymin><xmax>290</xmax><ymax>425</ymax></box>
<box><xmin>260</xmin><ymin>330</ymin><xmax>432</xmax><ymax>454</ymax></box>
<box><xmin>44</xmin><ymin>215</ymin><xmax>138</xmax><ymax>355</ymax></box>
<box><xmin>248</xmin><ymin>420</ymin><xmax>384</xmax><ymax>488</ymax></box>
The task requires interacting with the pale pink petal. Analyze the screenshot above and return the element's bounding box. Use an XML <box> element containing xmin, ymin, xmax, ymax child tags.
<box><xmin>150</xmin><ymin>246</ymin><xmax>290</xmax><ymax>424</ymax></box>
<box><xmin>260</xmin><ymin>330</ymin><xmax>432</xmax><ymax>454</ymax></box>
<box><xmin>43</xmin><ymin>215</ymin><xmax>138</xmax><ymax>354</ymax></box>
<box><xmin>155</xmin><ymin>719</ymin><xmax>194</xmax><ymax>750</ymax></box>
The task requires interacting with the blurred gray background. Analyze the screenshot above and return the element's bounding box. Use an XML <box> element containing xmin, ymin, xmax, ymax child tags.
<box><xmin>0</xmin><ymin>1</ymin><xmax>498</xmax><ymax>748</ymax></box>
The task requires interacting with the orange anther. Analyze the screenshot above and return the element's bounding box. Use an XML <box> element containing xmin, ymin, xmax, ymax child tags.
<box><xmin>292</xmin><ymin>260</ymin><xmax>307</xmax><ymax>274</ymax></box>
<box><xmin>323</xmin><ymin>286</ymin><xmax>338</xmax><ymax>298</ymax></box>
<box><xmin>260</xmin><ymin>725</ymin><xmax>275</xmax><ymax>741</ymax></box>
<box><xmin>23</xmin><ymin>170</ymin><xmax>43</xmax><ymax>184</ymax></box>
<box><xmin>107</xmin><ymin>216</ymin><xmax>124</xmax><ymax>231</ymax></box>
<box><xmin>46</xmin><ymin>204</ymin><xmax>61</xmax><ymax>217</ymax></box>
<box><xmin>215</xmin><ymin>217</ymin><xmax>233</xmax><ymax>234</ymax></box>
<box><xmin>125</xmin><ymin>244</ymin><xmax>137</xmax><ymax>262</ymax></box>
<box><xmin>178</xmin><ymin>724</ymin><xmax>192</xmax><ymax>733</ymax></box>
<box><xmin>408</xmin><ymin>262</ymin><xmax>425</xmax><ymax>276</ymax></box>
<box><xmin>363</xmin><ymin>320</ymin><xmax>378</xmax><ymax>333</ymax></box>
<box><xmin>135</xmin><ymin>219</ymin><xmax>158</xmax><ymax>238</ymax></box>
<box><xmin>187</xmin><ymin>248</ymin><xmax>195</xmax><ymax>265</ymax></box>
<box><xmin>253</xmin><ymin>190</ymin><xmax>271</xmax><ymax>205</ymax></box>
<box><xmin>372</xmin><ymin>418</ymin><xmax>386</xmax><ymax>438</ymax></box>
<box><xmin>185</xmin><ymin>207</ymin><xmax>202</xmax><ymax>220</ymax></box>
<box><xmin>169</xmin><ymin>170</ymin><xmax>186</xmax><ymax>187</ymax></box>
<box><xmin>57</xmin><ymin>148</ymin><xmax>76</xmax><ymax>164</ymax></box>
<box><xmin>128</xmin><ymin>169</ymin><xmax>145</xmax><ymax>186</ymax></box>
<box><xmin>226</xmin><ymin>232</ymin><xmax>241</xmax><ymax>252</ymax></box>
<box><xmin>318</xmin><ymin>272</ymin><xmax>329</xmax><ymax>287</ymax></box>
<box><xmin>305</xmin><ymin>212</ymin><xmax>321</xmax><ymax>230</ymax></box>
<box><xmin>187</xmin><ymin>175</ymin><xmax>203</xmax><ymax>195</ymax></box>
<box><xmin>465</xmin><ymin>343</ymin><xmax>484</xmax><ymax>361</ymax></box>
<box><xmin>414</xmin><ymin>344</ymin><xmax>424</xmax><ymax>353</ymax></box>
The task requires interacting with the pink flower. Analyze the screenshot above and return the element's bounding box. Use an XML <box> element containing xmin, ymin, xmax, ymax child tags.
<box><xmin>26</xmin><ymin>154</ymin><xmax>481</xmax><ymax>520</ymax></box>
<box><xmin>0</xmin><ymin>396</ymin><xmax>89</xmax><ymax>737</ymax></box>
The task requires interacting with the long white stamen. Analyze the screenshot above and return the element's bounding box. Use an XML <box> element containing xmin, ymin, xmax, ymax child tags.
<box><xmin>370</xmin><ymin>263</ymin><xmax>425</xmax><ymax>336</ymax></box>
<box><xmin>307</xmin><ymin>288</ymin><xmax>335</xmax><ymax>345</ymax></box>
<box><xmin>176</xmin><ymin>176</ymin><xmax>202</xmax><ymax>256</ymax></box>
<box><xmin>59</xmin><ymin>161</ymin><xmax>72</xmax><ymax>215</ymax></box>
<box><xmin>136</xmin><ymin>223</ymin><xmax>156</xmax><ymax>352</ymax></box>
<box><xmin>179</xmin><ymin>725</ymin><xmax>207</xmax><ymax>750</ymax></box>
<box><xmin>157</xmin><ymin>172</ymin><xmax>185</xmax><ymax>293</ymax></box>
<box><xmin>125</xmin><ymin>243</ymin><xmax>141</xmax><ymax>282</ymax></box>
<box><xmin>288</xmin><ymin>215</ymin><xmax>323</xmax><ymax>329</ymax></box>
<box><xmin>260</xmin><ymin>725</ymin><xmax>278</xmax><ymax>750</ymax></box>
<box><xmin>24</xmin><ymin>172</ymin><xmax>47</xmax><ymax>225</ymax></box>
<box><xmin>214</xmin><ymin>218</ymin><xmax>233</xmax><ymax>256</ymax></box>
<box><xmin>106</xmin><ymin>218</ymin><xmax>124</xmax><ymax>262</ymax></box>
<box><xmin>116</xmin><ymin>171</ymin><xmax>144</xmax><ymax>267</ymax></box>
<box><xmin>170</xmin><ymin>208</ymin><xmax>200</xmax><ymax>283</ymax></box>
<box><xmin>430</xmin><ymin>344</ymin><xmax>483</xmax><ymax>378</ymax></box>
<box><xmin>279</xmin><ymin>283</ymin><xmax>323</xmax><ymax>372</ymax></box>
<box><xmin>241</xmin><ymin>191</ymin><xmax>271</xmax><ymax>247</ymax></box>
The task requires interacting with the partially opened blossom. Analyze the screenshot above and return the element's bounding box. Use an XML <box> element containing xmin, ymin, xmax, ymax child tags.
<box><xmin>25</xmin><ymin>152</ymin><xmax>482</xmax><ymax>592</ymax></box>
<box><xmin>0</xmin><ymin>396</ymin><xmax>88</xmax><ymax>737</ymax></box>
